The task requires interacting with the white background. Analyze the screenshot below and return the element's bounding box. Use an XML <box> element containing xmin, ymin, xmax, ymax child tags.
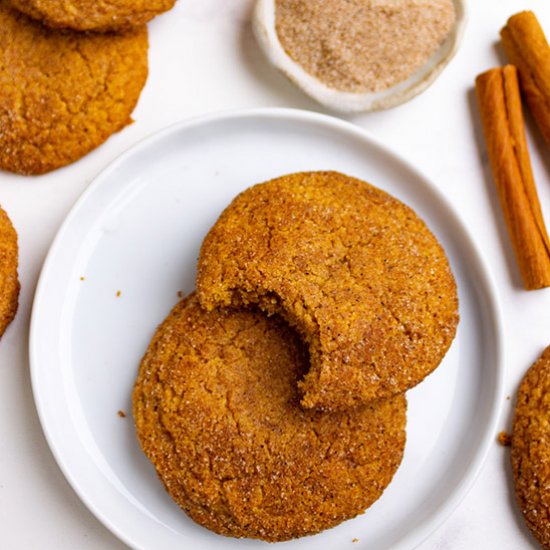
<box><xmin>0</xmin><ymin>0</ymin><xmax>548</xmax><ymax>548</ymax></box>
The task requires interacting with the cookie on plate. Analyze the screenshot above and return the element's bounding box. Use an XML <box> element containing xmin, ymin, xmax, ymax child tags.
<box><xmin>6</xmin><ymin>0</ymin><xmax>176</xmax><ymax>32</ymax></box>
<box><xmin>512</xmin><ymin>346</ymin><xmax>550</xmax><ymax>549</ymax></box>
<box><xmin>0</xmin><ymin>206</ymin><xmax>19</xmax><ymax>338</ymax></box>
<box><xmin>133</xmin><ymin>294</ymin><xmax>407</xmax><ymax>542</ymax></box>
<box><xmin>197</xmin><ymin>171</ymin><xmax>459</xmax><ymax>411</ymax></box>
<box><xmin>0</xmin><ymin>2</ymin><xmax>148</xmax><ymax>175</ymax></box>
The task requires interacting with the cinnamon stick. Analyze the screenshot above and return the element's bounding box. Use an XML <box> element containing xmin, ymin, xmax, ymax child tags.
<box><xmin>501</xmin><ymin>11</ymin><xmax>550</xmax><ymax>148</ymax></box>
<box><xmin>475</xmin><ymin>65</ymin><xmax>550</xmax><ymax>290</ymax></box>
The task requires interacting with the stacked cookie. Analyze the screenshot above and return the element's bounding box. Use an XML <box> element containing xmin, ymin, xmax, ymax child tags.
<box><xmin>133</xmin><ymin>171</ymin><xmax>459</xmax><ymax>541</ymax></box>
<box><xmin>0</xmin><ymin>0</ymin><xmax>175</xmax><ymax>175</ymax></box>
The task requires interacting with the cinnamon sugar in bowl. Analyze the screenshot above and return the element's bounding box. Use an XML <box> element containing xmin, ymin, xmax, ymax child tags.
<box><xmin>253</xmin><ymin>0</ymin><xmax>466</xmax><ymax>112</ymax></box>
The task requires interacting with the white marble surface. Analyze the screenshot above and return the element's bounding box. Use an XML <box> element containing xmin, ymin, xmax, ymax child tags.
<box><xmin>0</xmin><ymin>0</ymin><xmax>548</xmax><ymax>548</ymax></box>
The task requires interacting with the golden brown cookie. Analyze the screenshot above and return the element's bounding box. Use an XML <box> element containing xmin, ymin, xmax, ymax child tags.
<box><xmin>0</xmin><ymin>206</ymin><xmax>19</xmax><ymax>338</ymax></box>
<box><xmin>197</xmin><ymin>171</ymin><xmax>459</xmax><ymax>411</ymax></box>
<box><xmin>6</xmin><ymin>0</ymin><xmax>176</xmax><ymax>32</ymax></box>
<box><xmin>0</xmin><ymin>2</ymin><xmax>148</xmax><ymax>175</ymax></box>
<box><xmin>512</xmin><ymin>346</ymin><xmax>550</xmax><ymax>549</ymax></box>
<box><xmin>133</xmin><ymin>294</ymin><xmax>407</xmax><ymax>542</ymax></box>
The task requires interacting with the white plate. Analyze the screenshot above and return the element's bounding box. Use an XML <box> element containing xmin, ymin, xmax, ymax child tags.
<box><xmin>30</xmin><ymin>109</ymin><xmax>504</xmax><ymax>550</ymax></box>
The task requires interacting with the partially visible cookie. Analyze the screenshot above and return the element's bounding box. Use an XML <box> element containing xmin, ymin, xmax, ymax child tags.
<box><xmin>197</xmin><ymin>171</ymin><xmax>459</xmax><ymax>411</ymax></box>
<box><xmin>133</xmin><ymin>294</ymin><xmax>407</xmax><ymax>542</ymax></box>
<box><xmin>0</xmin><ymin>206</ymin><xmax>19</xmax><ymax>338</ymax></box>
<box><xmin>6</xmin><ymin>0</ymin><xmax>176</xmax><ymax>32</ymax></box>
<box><xmin>512</xmin><ymin>346</ymin><xmax>550</xmax><ymax>549</ymax></box>
<box><xmin>0</xmin><ymin>2</ymin><xmax>148</xmax><ymax>175</ymax></box>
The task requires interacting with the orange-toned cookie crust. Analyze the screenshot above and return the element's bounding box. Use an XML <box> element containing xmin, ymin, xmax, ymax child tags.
<box><xmin>7</xmin><ymin>0</ymin><xmax>176</xmax><ymax>32</ymax></box>
<box><xmin>197</xmin><ymin>171</ymin><xmax>459</xmax><ymax>410</ymax></box>
<box><xmin>0</xmin><ymin>2</ymin><xmax>148</xmax><ymax>175</ymax></box>
<box><xmin>0</xmin><ymin>206</ymin><xmax>19</xmax><ymax>338</ymax></box>
<box><xmin>133</xmin><ymin>294</ymin><xmax>406</xmax><ymax>541</ymax></box>
<box><xmin>512</xmin><ymin>345</ymin><xmax>550</xmax><ymax>549</ymax></box>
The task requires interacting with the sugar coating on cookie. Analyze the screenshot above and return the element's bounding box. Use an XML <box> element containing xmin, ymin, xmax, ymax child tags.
<box><xmin>0</xmin><ymin>206</ymin><xmax>19</xmax><ymax>338</ymax></box>
<box><xmin>197</xmin><ymin>171</ymin><xmax>459</xmax><ymax>410</ymax></box>
<box><xmin>6</xmin><ymin>0</ymin><xmax>176</xmax><ymax>32</ymax></box>
<box><xmin>512</xmin><ymin>346</ymin><xmax>550</xmax><ymax>550</ymax></box>
<box><xmin>0</xmin><ymin>3</ymin><xmax>148</xmax><ymax>175</ymax></box>
<box><xmin>133</xmin><ymin>294</ymin><xmax>407</xmax><ymax>542</ymax></box>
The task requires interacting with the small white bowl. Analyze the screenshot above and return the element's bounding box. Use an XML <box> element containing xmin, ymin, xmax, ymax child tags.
<box><xmin>253</xmin><ymin>0</ymin><xmax>467</xmax><ymax>113</ymax></box>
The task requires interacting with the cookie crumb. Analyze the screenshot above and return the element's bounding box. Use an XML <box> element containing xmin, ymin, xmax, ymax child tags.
<box><xmin>177</xmin><ymin>290</ymin><xmax>184</xmax><ymax>298</ymax></box>
<box><xmin>352</xmin><ymin>538</ymin><xmax>359</xmax><ymax>543</ymax></box>
<box><xmin>116</xmin><ymin>290</ymin><xmax>121</xmax><ymax>297</ymax></box>
<box><xmin>80</xmin><ymin>276</ymin><xmax>85</xmax><ymax>281</ymax></box>
<box><xmin>498</xmin><ymin>431</ymin><xmax>512</xmax><ymax>446</ymax></box>
<box><xmin>117</xmin><ymin>410</ymin><xmax>126</xmax><ymax>418</ymax></box>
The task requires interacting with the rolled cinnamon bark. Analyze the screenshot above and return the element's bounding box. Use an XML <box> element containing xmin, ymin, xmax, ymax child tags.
<box><xmin>476</xmin><ymin>65</ymin><xmax>550</xmax><ymax>290</ymax></box>
<box><xmin>501</xmin><ymin>11</ymin><xmax>550</xmax><ymax>148</ymax></box>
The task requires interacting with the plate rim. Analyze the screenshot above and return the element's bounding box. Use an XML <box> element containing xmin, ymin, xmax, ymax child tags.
<box><xmin>29</xmin><ymin>107</ymin><xmax>505</xmax><ymax>550</ymax></box>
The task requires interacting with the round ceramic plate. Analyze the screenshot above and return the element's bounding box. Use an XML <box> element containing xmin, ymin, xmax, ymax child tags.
<box><xmin>30</xmin><ymin>109</ymin><xmax>503</xmax><ymax>550</ymax></box>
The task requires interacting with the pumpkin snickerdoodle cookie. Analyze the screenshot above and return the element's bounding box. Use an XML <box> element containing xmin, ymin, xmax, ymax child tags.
<box><xmin>512</xmin><ymin>345</ymin><xmax>550</xmax><ymax>549</ymax></box>
<box><xmin>0</xmin><ymin>206</ymin><xmax>19</xmax><ymax>338</ymax></box>
<box><xmin>133</xmin><ymin>294</ymin><xmax>407</xmax><ymax>542</ymax></box>
<box><xmin>6</xmin><ymin>0</ymin><xmax>176</xmax><ymax>32</ymax></box>
<box><xmin>197</xmin><ymin>171</ymin><xmax>459</xmax><ymax>411</ymax></box>
<box><xmin>0</xmin><ymin>2</ymin><xmax>148</xmax><ymax>175</ymax></box>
